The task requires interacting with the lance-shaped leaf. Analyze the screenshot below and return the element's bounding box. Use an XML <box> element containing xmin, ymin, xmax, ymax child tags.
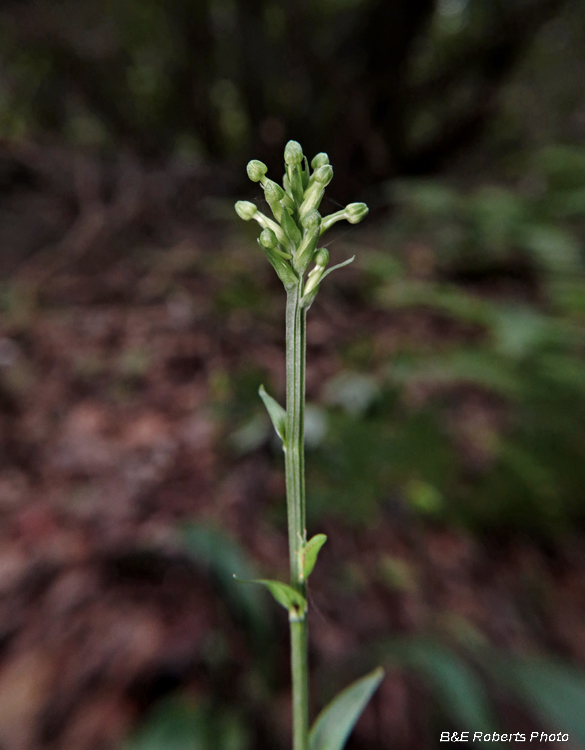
<box><xmin>301</xmin><ymin>256</ymin><xmax>355</xmax><ymax>304</ymax></box>
<box><xmin>259</xmin><ymin>384</ymin><xmax>287</xmax><ymax>442</ymax></box>
<box><xmin>280</xmin><ymin>205</ymin><xmax>302</xmax><ymax>248</ymax></box>
<box><xmin>234</xmin><ymin>576</ymin><xmax>307</xmax><ymax>617</ymax></box>
<box><xmin>309</xmin><ymin>668</ymin><xmax>385</xmax><ymax>750</ymax></box>
<box><xmin>300</xmin><ymin>534</ymin><xmax>327</xmax><ymax>581</ymax></box>
<box><xmin>257</xmin><ymin>241</ymin><xmax>297</xmax><ymax>290</ymax></box>
<box><xmin>319</xmin><ymin>255</ymin><xmax>355</xmax><ymax>282</ymax></box>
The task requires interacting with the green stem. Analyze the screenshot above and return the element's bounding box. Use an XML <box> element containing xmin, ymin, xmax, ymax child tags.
<box><xmin>285</xmin><ymin>283</ymin><xmax>308</xmax><ymax>750</ymax></box>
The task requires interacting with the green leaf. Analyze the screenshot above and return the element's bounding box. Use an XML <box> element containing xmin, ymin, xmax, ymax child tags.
<box><xmin>124</xmin><ymin>698</ymin><xmax>202</xmax><ymax>750</ymax></box>
<box><xmin>309</xmin><ymin>668</ymin><xmax>384</xmax><ymax>750</ymax></box>
<box><xmin>124</xmin><ymin>697</ymin><xmax>249</xmax><ymax>750</ymax></box>
<box><xmin>319</xmin><ymin>255</ymin><xmax>355</xmax><ymax>282</ymax></box>
<box><xmin>280</xmin><ymin>205</ymin><xmax>302</xmax><ymax>248</ymax></box>
<box><xmin>300</xmin><ymin>533</ymin><xmax>327</xmax><ymax>581</ymax></box>
<box><xmin>521</xmin><ymin>224</ymin><xmax>581</xmax><ymax>274</ymax></box>
<box><xmin>181</xmin><ymin>524</ymin><xmax>271</xmax><ymax>647</ymax></box>
<box><xmin>258</xmin><ymin>384</ymin><xmax>287</xmax><ymax>442</ymax></box>
<box><xmin>386</xmin><ymin>640</ymin><xmax>497</xmax><ymax>735</ymax></box>
<box><xmin>490</xmin><ymin>656</ymin><xmax>585</xmax><ymax>745</ymax></box>
<box><xmin>234</xmin><ymin>576</ymin><xmax>306</xmax><ymax>616</ymax></box>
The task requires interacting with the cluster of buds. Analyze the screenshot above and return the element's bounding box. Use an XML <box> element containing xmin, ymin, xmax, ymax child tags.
<box><xmin>235</xmin><ymin>140</ymin><xmax>368</xmax><ymax>303</ymax></box>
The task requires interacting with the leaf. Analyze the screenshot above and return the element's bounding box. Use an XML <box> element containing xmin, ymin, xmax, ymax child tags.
<box><xmin>259</xmin><ymin>384</ymin><xmax>287</xmax><ymax>442</ymax></box>
<box><xmin>319</xmin><ymin>255</ymin><xmax>355</xmax><ymax>282</ymax></box>
<box><xmin>234</xmin><ymin>576</ymin><xmax>306</xmax><ymax>616</ymax></box>
<box><xmin>124</xmin><ymin>697</ymin><xmax>205</xmax><ymax>750</ymax></box>
<box><xmin>181</xmin><ymin>524</ymin><xmax>271</xmax><ymax>647</ymax></box>
<box><xmin>309</xmin><ymin>668</ymin><xmax>384</xmax><ymax>750</ymax></box>
<box><xmin>280</xmin><ymin>205</ymin><xmax>302</xmax><ymax>247</ymax></box>
<box><xmin>300</xmin><ymin>534</ymin><xmax>327</xmax><ymax>581</ymax></box>
<box><xmin>386</xmin><ymin>640</ymin><xmax>497</xmax><ymax>735</ymax></box>
<box><xmin>301</xmin><ymin>256</ymin><xmax>356</xmax><ymax>307</ymax></box>
<box><xmin>521</xmin><ymin>224</ymin><xmax>581</xmax><ymax>274</ymax></box>
<box><xmin>124</xmin><ymin>697</ymin><xmax>249</xmax><ymax>750</ymax></box>
<box><xmin>257</xmin><ymin>240</ymin><xmax>298</xmax><ymax>289</ymax></box>
<box><xmin>490</xmin><ymin>656</ymin><xmax>585</xmax><ymax>745</ymax></box>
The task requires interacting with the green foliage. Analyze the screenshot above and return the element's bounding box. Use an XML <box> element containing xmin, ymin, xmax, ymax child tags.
<box><xmin>485</xmin><ymin>656</ymin><xmax>585</xmax><ymax>745</ymax></box>
<box><xmin>258</xmin><ymin>384</ymin><xmax>287</xmax><ymax>442</ymax></box>
<box><xmin>307</xmin><ymin>401</ymin><xmax>457</xmax><ymax>526</ymax></box>
<box><xmin>300</xmin><ymin>534</ymin><xmax>327</xmax><ymax>582</ymax></box>
<box><xmin>124</xmin><ymin>696</ymin><xmax>249</xmax><ymax>750</ymax></box>
<box><xmin>182</xmin><ymin>524</ymin><xmax>272</xmax><ymax>650</ymax></box>
<box><xmin>1</xmin><ymin>0</ymin><xmax>575</xmax><ymax>184</ymax></box>
<box><xmin>383</xmin><ymin>639</ymin><xmax>498</xmax><ymax>737</ymax></box>
<box><xmin>308</xmin><ymin>668</ymin><xmax>384</xmax><ymax>750</ymax></box>
<box><xmin>234</xmin><ymin>577</ymin><xmax>307</xmax><ymax>619</ymax></box>
<box><xmin>374</xmin><ymin>636</ymin><xmax>585</xmax><ymax>746</ymax></box>
<box><xmin>302</xmin><ymin>149</ymin><xmax>585</xmax><ymax>534</ymax></box>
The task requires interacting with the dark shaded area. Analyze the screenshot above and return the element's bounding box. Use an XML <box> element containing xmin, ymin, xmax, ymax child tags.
<box><xmin>0</xmin><ymin>1</ymin><xmax>585</xmax><ymax>750</ymax></box>
<box><xmin>0</xmin><ymin>0</ymin><xmax>571</xmax><ymax>196</ymax></box>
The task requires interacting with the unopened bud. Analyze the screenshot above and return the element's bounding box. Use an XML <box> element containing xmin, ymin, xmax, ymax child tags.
<box><xmin>284</xmin><ymin>140</ymin><xmax>304</xmax><ymax>166</ymax></box>
<box><xmin>345</xmin><ymin>202</ymin><xmax>369</xmax><ymax>224</ymax></box>
<box><xmin>303</xmin><ymin>267</ymin><xmax>325</xmax><ymax>297</ymax></box>
<box><xmin>302</xmin><ymin>209</ymin><xmax>321</xmax><ymax>232</ymax></box>
<box><xmin>311</xmin><ymin>153</ymin><xmax>329</xmax><ymax>170</ymax></box>
<box><xmin>235</xmin><ymin>201</ymin><xmax>257</xmax><ymax>221</ymax></box>
<box><xmin>264</xmin><ymin>180</ymin><xmax>286</xmax><ymax>203</ymax></box>
<box><xmin>259</xmin><ymin>228</ymin><xmax>278</xmax><ymax>249</ymax></box>
<box><xmin>299</xmin><ymin>166</ymin><xmax>333</xmax><ymax>220</ymax></box>
<box><xmin>313</xmin><ymin>248</ymin><xmax>329</xmax><ymax>268</ymax></box>
<box><xmin>247</xmin><ymin>160</ymin><xmax>268</xmax><ymax>183</ymax></box>
<box><xmin>312</xmin><ymin>165</ymin><xmax>333</xmax><ymax>186</ymax></box>
<box><xmin>294</xmin><ymin>210</ymin><xmax>321</xmax><ymax>273</ymax></box>
<box><xmin>319</xmin><ymin>200</ymin><xmax>370</xmax><ymax>235</ymax></box>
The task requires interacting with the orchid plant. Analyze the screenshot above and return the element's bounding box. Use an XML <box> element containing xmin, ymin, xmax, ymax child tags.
<box><xmin>234</xmin><ymin>141</ymin><xmax>383</xmax><ymax>750</ymax></box>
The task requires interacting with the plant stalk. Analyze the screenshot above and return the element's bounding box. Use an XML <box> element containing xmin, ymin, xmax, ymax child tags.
<box><xmin>285</xmin><ymin>282</ymin><xmax>309</xmax><ymax>750</ymax></box>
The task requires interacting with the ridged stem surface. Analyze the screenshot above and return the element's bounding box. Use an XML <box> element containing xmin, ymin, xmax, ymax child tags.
<box><xmin>285</xmin><ymin>284</ymin><xmax>308</xmax><ymax>750</ymax></box>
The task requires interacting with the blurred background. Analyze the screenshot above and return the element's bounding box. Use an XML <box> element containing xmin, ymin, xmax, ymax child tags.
<box><xmin>0</xmin><ymin>0</ymin><xmax>585</xmax><ymax>748</ymax></box>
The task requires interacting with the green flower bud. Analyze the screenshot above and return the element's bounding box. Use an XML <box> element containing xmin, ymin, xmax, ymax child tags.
<box><xmin>319</xmin><ymin>201</ymin><xmax>369</xmax><ymax>235</ymax></box>
<box><xmin>299</xmin><ymin>166</ymin><xmax>333</xmax><ymax>220</ymax></box>
<box><xmin>303</xmin><ymin>266</ymin><xmax>325</xmax><ymax>297</ymax></box>
<box><xmin>345</xmin><ymin>202</ymin><xmax>369</xmax><ymax>224</ymax></box>
<box><xmin>235</xmin><ymin>201</ymin><xmax>291</xmax><ymax>251</ymax></box>
<box><xmin>259</xmin><ymin>228</ymin><xmax>278</xmax><ymax>249</ymax></box>
<box><xmin>302</xmin><ymin>209</ymin><xmax>321</xmax><ymax>232</ymax></box>
<box><xmin>313</xmin><ymin>247</ymin><xmax>329</xmax><ymax>268</ymax></box>
<box><xmin>264</xmin><ymin>180</ymin><xmax>286</xmax><ymax>203</ymax></box>
<box><xmin>235</xmin><ymin>201</ymin><xmax>258</xmax><ymax>221</ymax></box>
<box><xmin>247</xmin><ymin>160</ymin><xmax>268</xmax><ymax>183</ymax></box>
<box><xmin>312</xmin><ymin>165</ymin><xmax>333</xmax><ymax>186</ymax></box>
<box><xmin>293</xmin><ymin>211</ymin><xmax>321</xmax><ymax>274</ymax></box>
<box><xmin>284</xmin><ymin>140</ymin><xmax>303</xmax><ymax>166</ymax></box>
<box><xmin>264</xmin><ymin>180</ymin><xmax>294</xmax><ymax>218</ymax></box>
<box><xmin>311</xmin><ymin>152</ymin><xmax>330</xmax><ymax>170</ymax></box>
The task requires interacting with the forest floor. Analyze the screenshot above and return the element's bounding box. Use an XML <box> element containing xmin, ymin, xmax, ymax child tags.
<box><xmin>0</xmin><ymin>145</ymin><xmax>584</xmax><ymax>750</ymax></box>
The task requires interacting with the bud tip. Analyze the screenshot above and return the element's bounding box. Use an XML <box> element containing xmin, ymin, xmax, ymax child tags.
<box><xmin>284</xmin><ymin>140</ymin><xmax>304</xmax><ymax>166</ymax></box>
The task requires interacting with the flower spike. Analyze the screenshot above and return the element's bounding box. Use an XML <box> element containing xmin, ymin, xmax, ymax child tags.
<box><xmin>234</xmin><ymin>142</ymin><xmax>367</xmax><ymax>298</ymax></box>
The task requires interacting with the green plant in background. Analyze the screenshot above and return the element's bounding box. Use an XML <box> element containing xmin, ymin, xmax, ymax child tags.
<box><xmin>234</xmin><ymin>141</ymin><xmax>383</xmax><ymax>750</ymax></box>
<box><xmin>318</xmin><ymin>145</ymin><xmax>585</xmax><ymax>534</ymax></box>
